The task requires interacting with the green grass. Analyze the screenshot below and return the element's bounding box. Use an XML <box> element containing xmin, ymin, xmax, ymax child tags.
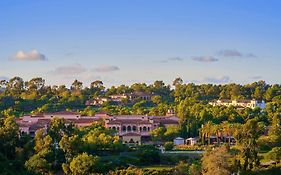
<box><xmin>142</xmin><ymin>165</ymin><xmax>173</xmax><ymax>170</ymax></box>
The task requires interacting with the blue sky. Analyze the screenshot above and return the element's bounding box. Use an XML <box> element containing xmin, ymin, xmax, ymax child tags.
<box><xmin>0</xmin><ymin>0</ymin><xmax>281</xmax><ymax>87</ymax></box>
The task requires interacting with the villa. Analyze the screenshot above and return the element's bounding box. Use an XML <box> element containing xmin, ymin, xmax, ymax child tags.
<box><xmin>86</xmin><ymin>92</ymin><xmax>155</xmax><ymax>106</ymax></box>
<box><xmin>16</xmin><ymin>111</ymin><xmax>179</xmax><ymax>145</ymax></box>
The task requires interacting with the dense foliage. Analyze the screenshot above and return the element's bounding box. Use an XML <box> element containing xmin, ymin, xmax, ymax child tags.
<box><xmin>0</xmin><ymin>77</ymin><xmax>280</xmax><ymax>174</ymax></box>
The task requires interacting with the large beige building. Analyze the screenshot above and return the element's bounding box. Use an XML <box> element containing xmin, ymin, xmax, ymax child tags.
<box><xmin>16</xmin><ymin>111</ymin><xmax>179</xmax><ymax>145</ymax></box>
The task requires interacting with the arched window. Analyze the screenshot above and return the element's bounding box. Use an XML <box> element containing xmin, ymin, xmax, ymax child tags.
<box><xmin>139</xmin><ymin>127</ymin><xmax>142</xmax><ymax>131</ymax></box>
<box><xmin>132</xmin><ymin>126</ymin><xmax>137</xmax><ymax>131</ymax></box>
<box><xmin>122</xmin><ymin>126</ymin><xmax>126</xmax><ymax>132</ymax></box>
<box><xmin>127</xmin><ymin>126</ymin><xmax>132</xmax><ymax>132</ymax></box>
<box><xmin>143</xmin><ymin>126</ymin><xmax>147</xmax><ymax>132</ymax></box>
<box><xmin>112</xmin><ymin>126</ymin><xmax>116</xmax><ymax>130</ymax></box>
<box><xmin>148</xmin><ymin>127</ymin><xmax>150</xmax><ymax>131</ymax></box>
<box><xmin>117</xmin><ymin>127</ymin><xmax>120</xmax><ymax>131</ymax></box>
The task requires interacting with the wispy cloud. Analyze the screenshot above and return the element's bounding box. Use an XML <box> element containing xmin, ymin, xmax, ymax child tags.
<box><xmin>244</xmin><ymin>53</ymin><xmax>257</xmax><ymax>58</ymax></box>
<box><xmin>12</xmin><ymin>49</ymin><xmax>47</xmax><ymax>61</ymax></box>
<box><xmin>93</xmin><ymin>65</ymin><xmax>120</xmax><ymax>72</ymax></box>
<box><xmin>158</xmin><ymin>57</ymin><xmax>184</xmax><ymax>63</ymax></box>
<box><xmin>250</xmin><ymin>75</ymin><xmax>262</xmax><ymax>80</ymax></box>
<box><xmin>51</xmin><ymin>64</ymin><xmax>87</xmax><ymax>75</ymax></box>
<box><xmin>218</xmin><ymin>49</ymin><xmax>242</xmax><ymax>57</ymax></box>
<box><xmin>192</xmin><ymin>56</ymin><xmax>218</xmax><ymax>62</ymax></box>
<box><xmin>218</xmin><ymin>49</ymin><xmax>257</xmax><ymax>58</ymax></box>
<box><xmin>203</xmin><ymin>76</ymin><xmax>231</xmax><ymax>84</ymax></box>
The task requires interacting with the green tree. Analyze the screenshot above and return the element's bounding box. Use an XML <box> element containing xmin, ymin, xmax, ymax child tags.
<box><xmin>150</xmin><ymin>126</ymin><xmax>166</xmax><ymax>142</ymax></box>
<box><xmin>174</xmin><ymin>161</ymin><xmax>189</xmax><ymax>175</ymax></box>
<box><xmin>136</xmin><ymin>145</ymin><xmax>160</xmax><ymax>165</ymax></box>
<box><xmin>69</xmin><ymin>153</ymin><xmax>100</xmax><ymax>175</ymax></box>
<box><xmin>234</xmin><ymin>119</ymin><xmax>264</xmax><ymax>171</ymax></box>
<box><xmin>202</xmin><ymin>146</ymin><xmax>233</xmax><ymax>175</ymax></box>
<box><xmin>25</xmin><ymin>154</ymin><xmax>51</xmax><ymax>175</ymax></box>
<box><xmin>0</xmin><ymin>116</ymin><xmax>19</xmax><ymax>158</ymax></box>
<box><xmin>265</xmin><ymin>147</ymin><xmax>281</xmax><ymax>163</ymax></box>
<box><xmin>164</xmin><ymin>141</ymin><xmax>174</xmax><ymax>151</ymax></box>
<box><xmin>189</xmin><ymin>163</ymin><xmax>201</xmax><ymax>175</ymax></box>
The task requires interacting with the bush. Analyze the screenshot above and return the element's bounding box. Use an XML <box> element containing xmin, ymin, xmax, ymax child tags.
<box><xmin>164</xmin><ymin>142</ymin><xmax>174</xmax><ymax>151</ymax></box>
<box><xmin>136</xmin><ymin>145</ymin><xmax>160</xmax><ymax>165</ymax></box>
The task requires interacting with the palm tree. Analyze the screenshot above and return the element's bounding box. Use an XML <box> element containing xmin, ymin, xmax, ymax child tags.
<box><xmin>201</xmin><ymin>121</ymin><xmax>214</xmax><ymax>145</ymax></box>
<box><xmin>212</xmin><ymin>124</ymin><xmax>222</xmax><ymax>145</ymax></box>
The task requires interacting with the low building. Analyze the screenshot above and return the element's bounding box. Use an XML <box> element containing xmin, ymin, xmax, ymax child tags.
<box><xmin>127</xmin><ymin>92</ymin><xmax>154</xmax><ymax>101</ymax></box>
<box><xmin>186</xmin><ymin>137</ymin><xmax>198</xmax><ymax>146</ymax></box>
<box><xmin>173</xmin><ymin>137</ymin><xmax>185</xmax><ymax>145</ymax></box>
<box><xmin>109</xmin><ymin>94</ymin><xmax>128</xmax><ymax>102</ymax></box>
<box><xmin>86</xmin><ymin>97</ymin><xmax>110</xmax><ymax>106</ymax></box>
<box><xmin>209</xmin><ymin>99</ymin><xmax>266</xmax><ymax>109</ymax></box>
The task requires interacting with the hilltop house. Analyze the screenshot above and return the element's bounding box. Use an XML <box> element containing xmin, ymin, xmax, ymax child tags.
<box><xmin>209</xmin><ymin>99</ymin><xmax>266</xmax><ymax>109</ymax></box>
<box><xmin>86</xmin><ymin>91</ymin><xmax>155</xmax><ymax>106</ymax></box>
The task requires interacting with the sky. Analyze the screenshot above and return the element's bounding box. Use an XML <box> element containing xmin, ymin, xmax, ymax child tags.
<box><xmin>0</xmin><ymin>0</ymin><xmax>281</xmax><ymax>87</ymax></box>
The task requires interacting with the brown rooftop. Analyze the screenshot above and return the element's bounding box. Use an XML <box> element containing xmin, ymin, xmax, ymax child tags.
<box><xmin>122</xmin><ymin>132</ymin><xmax>141</xmax><ymax>137</ymax></box>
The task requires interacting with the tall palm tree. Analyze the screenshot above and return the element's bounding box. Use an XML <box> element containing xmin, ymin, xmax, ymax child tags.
<box><xmin>201</xmin><ymin>121</ymin><xmax>214</xmax><ymax>145</ymax></box>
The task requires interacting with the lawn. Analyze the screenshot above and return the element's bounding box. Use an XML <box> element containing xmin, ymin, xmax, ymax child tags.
<box><xmin>142</xmin><ymin>165</ymin><xmax>173</xmax><ymax>171</ymax></box>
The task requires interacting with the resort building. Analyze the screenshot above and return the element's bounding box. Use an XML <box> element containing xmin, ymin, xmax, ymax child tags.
<box><xmin>16</xmin><ymin>111</ymin><xmax>179</xmax><ymax>145</ymax></box>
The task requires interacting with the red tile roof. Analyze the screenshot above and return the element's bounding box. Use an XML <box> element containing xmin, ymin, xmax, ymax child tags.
<box><xmin>122</xmin><ymin>132</ymin><xmax>141</xmax><ymax>136</ymax></box>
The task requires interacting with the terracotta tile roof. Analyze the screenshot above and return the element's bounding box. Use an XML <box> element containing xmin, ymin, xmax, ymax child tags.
<box><xmin>29</xmin><ymin>123</ymin><xmax>45</xmax><ymax>132</ymax></box>
<box><xmin>107</xmin><ymin>119</ymin><xmax>152</xmax><ymax>125</ymax></box>
<box><xmin>67</xmin><ymin>118</ymin><xmax>100</xmax><ymax>124</ymax></box>
<box><xmin>236</xmin><ymin>99</ymin><xmax>252</xmax><ymax>103</ymax></box>
<box><xmin>34</xmin><ymin>111</ymin><xmax>80</xmax><ymax>116</ymax></box>
<box><xmin>122</xmin><ymin>132</ymin><xmax>141</xmax><ymax>136</ymax></box>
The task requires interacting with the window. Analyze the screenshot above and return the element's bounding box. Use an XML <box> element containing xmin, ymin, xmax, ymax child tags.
<box><xmin>127</xmin><ymin>126</ymin><xmax>132</xmax><ymax>132</ymax></box>
<box><xmin>143</xmin><ymin>126</ymin><xmax>147</xmax><ymax>132</ymax></box>
<box><xmin>133</xmin><ymin>126</ymin><xmax>137</xmax><ymax>131</ymax></box>
<box><xmin>122</xmin><ymin>126</ymin><xmax>126</xmax><ymax>132</ymax></box>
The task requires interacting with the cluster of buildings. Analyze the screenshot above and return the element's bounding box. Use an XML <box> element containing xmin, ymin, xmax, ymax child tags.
<box><xmin>209</xmin><ymin>99</ymin><xmax>266</xmax><ymax>109</ymax></box>
<box><xmin>86</xmin><ymin>92</ymin><xmax>154</xmax><ymax>106</ymax></box>
<box><xmin>16</xmin><ymin>110</ymin><xmax>179</xmax><ymax>145</ymax></box>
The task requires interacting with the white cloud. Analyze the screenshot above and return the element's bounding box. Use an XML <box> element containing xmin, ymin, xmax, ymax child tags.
<box><xmin>168</xmin><ymin>57</ymin><xmax>183</xmax><ymax>61</ymax></box>
<box><xmin>51</xmin><ymin>64</ymin><xmax>87</xmax><ymax>75</ymax></box>
<box><xmin>13</xmin><ymin>49</ymin><xmax>47</xmax><ymax>61</ymax></box>
<box><xmin>250</xmin><ymin>76</ymin><xmax>262</xmax><ymax>80</ymax></box>
<box><xmin>203</xmin><ymin>76</ymin><xmax>231</xmax><ymax>84</ymax></box>
<box><xmin>192</xmin><ymin>56</ymin><xmax>218</xmax><ymax>62</ymax></box>
<box><xmin>218</xmin><ymin>49</ymin><xmax>257</xmax><ymax>58</ymax></box>
<box><xmin>93</xmin><ymin>65</ymin><xmax>120</xmax><ymax>72</ymax></box>
<box><xmin>158</xmin><ymin>57</ymin><xmax>184</xmax><ymax>63</ymax></box>
<box><xmin>218</xmin><ymin>49</ymin><xmax>242</xmax><ymax>57</ymax></box>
